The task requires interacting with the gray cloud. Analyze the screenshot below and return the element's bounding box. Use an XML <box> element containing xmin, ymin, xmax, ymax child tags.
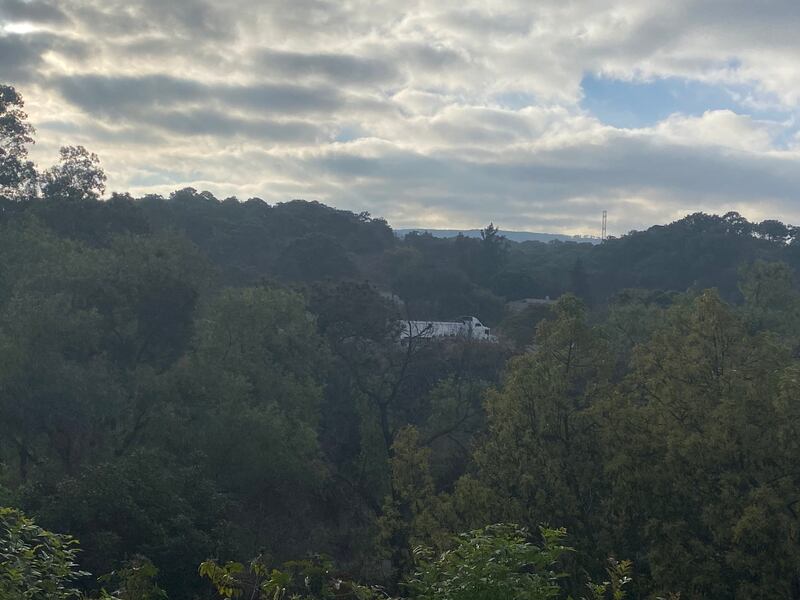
<box><xmin>256</xmin><ymin>49</ymin><xmax>399</xmax><ymax>86</ymax></box>
<box><xmin>54</xmin><ymin>74</ymin><xmax>202</xmax><ymax>115</ymax></box>
<box><xmin>221</xmin><ymin>82</ymin><xmax>345</xmax><ymax>114</ymax></box>
<box><xmin>61</xmin><ymin>0</ymin><xmax>232</xmax><ymax>39</ymax></box>
<box><xmin>54</xmin><ymin>74</ymin><xmax>346</xmax><ymax>118</ymax></box>
<box><xmin>0</xmin><ymin>0</ymin><xmax>67</xmax><ymax>24</ymax></box>
<box><xmin>37</xmin><ymin>118</ymin><xmax>166</xmax><ymax>145</ymax></box>
<box><xmin>144</xmin><ymin>108</ymin><xmax>327</xmax><ymax>143</ymax></box>
<box><xmin>0</xmin><ymin>33</ymin><xmax>52</xmax><ymax>81</ymax></box>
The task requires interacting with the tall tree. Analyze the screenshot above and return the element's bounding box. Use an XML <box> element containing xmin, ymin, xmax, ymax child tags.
<box><xmin>479</xmin><ymin>222</ymin><xmax>509</xmax><ymax>283</ymax></box>
<box><xmin>169</xmin><ymin>286</ymin><xmax>332</xmax><ymax>563</ymax></box>
<box><xmin>599</xmin><ymin>291</ymin><xmax>800</xmax><ymax>597</ymax></box>
<box><xmin>462</xmin><ymin>295</ymin><xmax>611</xmax><ymax>581</ymax></box>
<box><xmin>0</xmin><ymin>85</ymin><xmax>37</xmax><ymax>199</ymax></box>
<box><xmin>42</xmin><ymin>146</ymin><xmax>106</xmax><ymax>202</ymax></box>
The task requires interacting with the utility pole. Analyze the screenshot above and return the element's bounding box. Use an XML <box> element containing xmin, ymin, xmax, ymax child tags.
<box><xmin>601</xmin><ymin>210</ymin><xmax>607</xmax><ymax>242</ymax></box>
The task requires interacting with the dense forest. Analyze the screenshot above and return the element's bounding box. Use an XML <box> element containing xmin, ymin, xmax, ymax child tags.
<box><xmin>3</xmin><ymin>84</ymin><xmax>800</xmax><ymax>599</ymax></box>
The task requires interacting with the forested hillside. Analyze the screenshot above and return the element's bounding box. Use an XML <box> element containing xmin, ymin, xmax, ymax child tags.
<box><xmin>3</xmin><ymin>84</ymin><xmax>800</xmax><ymax>599</ymax></box>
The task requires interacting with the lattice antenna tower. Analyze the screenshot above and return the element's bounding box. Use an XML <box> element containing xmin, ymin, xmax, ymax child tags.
<box><xmin>601</xmin><ymin>210</ymin><xmax>607</xmax><ymax>242</ymax></box>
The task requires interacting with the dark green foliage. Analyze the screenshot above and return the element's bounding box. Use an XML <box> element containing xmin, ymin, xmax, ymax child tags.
<box><xmin>495</xmin><ymin>303</ymin><xmax>552</xmax><ymax>349</ymax></box>
<box><xmin>569</xmin><ymin>257</ymin><xmax>589</xmax><ymax>300</ymax></box>
<box><xmin>22</xmin><ymin>453</ymin><xmax>227</xmax><ymax>597</ymax></box>
<box><xmin>277</xmin><ymin>233</ymin><xmax>357</xmax><ymax>282</ymax></box>
<box><xmin>134</xmin><ymin>193</ymin><xmax>393</xmax><ymax>286</ymax></box>
<box><xmin>388</xmin><ymin>241</ymin><xmax>505</xmax><ymax>323</ymax></box>
<box><xmin>28</xmin><ymin>192</ymin><xmax>151</xmax><ymax>245</ymax></box>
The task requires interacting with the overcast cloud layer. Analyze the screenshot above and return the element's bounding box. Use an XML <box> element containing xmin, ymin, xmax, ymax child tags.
<box><xmin>3</xmin><ymin>0</ymin><xmax>800</xmax><ymax>234</ymax></box>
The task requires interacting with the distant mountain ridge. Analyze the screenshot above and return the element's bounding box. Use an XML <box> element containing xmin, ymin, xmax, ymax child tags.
<box><xmin>395</xmin><ymin>228</ymin><xmax>600</xmax><ymax>244</ymax></box>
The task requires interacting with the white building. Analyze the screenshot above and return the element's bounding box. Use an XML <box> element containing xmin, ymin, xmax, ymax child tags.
<box><xmin>398</xmin><ymin>316</ymin><xmax>496</xmax><ymax>342</ymax></box>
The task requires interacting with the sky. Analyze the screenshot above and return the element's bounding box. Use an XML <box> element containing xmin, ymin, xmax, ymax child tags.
<box><xmin>2</xmin><ymin>0</ymin><xmax>800</xmax><ymax>236</ymax></box>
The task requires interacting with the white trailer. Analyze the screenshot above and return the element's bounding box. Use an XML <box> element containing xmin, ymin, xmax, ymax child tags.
<box><xmin>399</xmin><ymin>316</ymin><xmax>496</xmax><ymax>342</ymax></box>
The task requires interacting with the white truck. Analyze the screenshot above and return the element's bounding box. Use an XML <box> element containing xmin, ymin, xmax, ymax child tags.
<box><xmin>399</xmin><ymin>316</ymin><xmax>496</xmax><ymax>342</ymax></box>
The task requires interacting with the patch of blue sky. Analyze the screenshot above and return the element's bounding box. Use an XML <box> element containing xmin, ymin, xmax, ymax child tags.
<box><xmin>333</xmin><ymin>125</ymin><xmax>365</xmax><ymax>143</ymax></box>
<box><xmin>580</xmin><ymin>73</ymin><xmax>791</xmax><ymax>129</ymax></box>
<box><xmin>770</xmin><ymin>125</ymin><xmax>799</xmax><ymax>150</ymax></box>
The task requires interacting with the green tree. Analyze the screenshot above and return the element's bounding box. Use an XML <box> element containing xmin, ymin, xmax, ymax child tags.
<box><xmin>406</xmin><ymin>524</ymin><xmax>569</xmax><ymax>600</ymax></box>
<box><xmin>598</xmin><ymin>291</ymin><xmax>800</xmax><ymax>597</ymax></box>
<box><xmin>24</xmin><ymin>452</ymin><xmax>225</xmax><ymax>597</ymax></box>
<box><xmin>0</xmin><ymin>225</ymin><xmax>207</xmax><ymax>481</ymax></box>
<box><xmin>377</xmin><ymin>426</ymin><xmax>444</xmax><ymax>577</ymax></box>
<box><xmin>98</xmin><ymin>556</ymin><xmax>168</xmax><ymax>600</ymax></box>
<box><xmin>601</xmin><ymin>289</ymin><xmax>675</xmax><ymax>374</ymax></box>
<box><xmin>721</xmin><ymin>211</ymin><xmax>752</xmax><ymax>236</ymax></box>
<box><xmin>569</xmin><ymin>257</ymin><xmax>590</xmax><ymax>300</ymax></box>
<box><xmin>756</xmin><ymin>219</ymin><xmax>789</xmax><ymax>243</ymax></box>
<box><xmin>478</xmin><ymin>223</ymin><xmax>509</xmax><ymax>283</ymax></box>
<box><xmin>171</xmin><ymin>286</ymin><xmax>331</xmax><ymax>562</ymax></box>
<box><xmin>738</xmin><ymin>260</ymin><xmax>800</xmax><ymax>341</ymax></box>
<box><xmin>43</xmin><ymin>145</ymin><xmax>107</xmax><ymax>202</ymax></box>
<box><xmin>277</xmin><ymin>233</ymin><xmax>357</xmax><ymax>282</ymax></box>
<box><xmin>496</xmin><ymin>303</ymin><xmax>553</xmax><ymax>349</ymax></box>
<box><xmin>0</xmin><ymin>507</ymin><xmax>87</xmax><ymax>599</ymax></box>
<box><xmin>0</xmin><ymin>84</ymin><xmax>37</xmax><ymax>199</ymax></box>
<box><xmin>469</xmin><ymin>295</ymin><xmax>610</xmax><ymax>552</ymax></box>
<box><xmin>200</xmin><ymin>555</ymin><xmax>385</xmax><ymax>600</ymax></box>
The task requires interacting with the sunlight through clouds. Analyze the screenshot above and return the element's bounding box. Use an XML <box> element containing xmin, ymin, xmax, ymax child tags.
<box><xmin>2</xmin><ymin>0</ymin><xmax>800</xmax><ymax>234</ymax></box>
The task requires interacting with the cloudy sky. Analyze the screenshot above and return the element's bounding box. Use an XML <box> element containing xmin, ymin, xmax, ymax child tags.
<box><xmin>2</xmin><ymin>0</ymin><xmax>800</xmax><ymax>235</ymax></box>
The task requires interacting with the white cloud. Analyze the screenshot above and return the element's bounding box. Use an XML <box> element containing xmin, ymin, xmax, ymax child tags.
<box><xmin>652</xmin><ymin>110</ymin><xmax>780</xmax><ymax>152</ymax></box>
<box><xmin>3</xmin><ymin>0</ymin><xmax>800</xmax><ymax>235</ymax></box>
